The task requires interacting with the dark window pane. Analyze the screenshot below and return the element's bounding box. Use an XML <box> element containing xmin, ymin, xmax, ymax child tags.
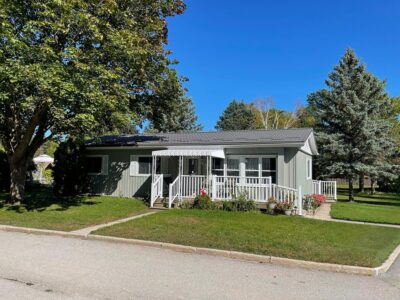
<box><xmin>262</xmin><ymin>158</ymin><xmax>276</xmax><ymax>171</ymax></box>
<box><xmin>86</xmin><ymin>157</ymin><xmax>102</xmax><ymax>174</ymax></box>
<box><xmin>138</xmin><ymin>157</ymin><xmax>152</xmax><ymax>174</ymax></box>
<box><xmin>262</xmin><ymin>171</ymin><xmax>276</xmax><ymax>183</ymax></box>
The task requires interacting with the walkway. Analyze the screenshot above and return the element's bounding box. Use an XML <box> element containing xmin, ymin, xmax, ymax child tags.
<box><xmin>0</xmin><ymin>231</ymin><xmax>399</xmax><ymax>299</ymax></box>
<box><xmin>305</xmin><ymin>203</ymin><xmax>400</xmax><ymax>229</ymax></box>
<box><xmin>70</xmin><ymin>211</ymin><xmax>159</xmax><ymax>236</ymax></box>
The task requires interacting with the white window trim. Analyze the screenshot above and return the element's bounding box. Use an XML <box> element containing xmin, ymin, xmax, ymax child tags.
<box><xmin>306</xmin><ymin>158</ymin><xmax>312</xmax><ymax>180</ymax></box>
<box><xmin>86</xmin><ymin>155</ymin><xmax>108</xmax><ymax>176</ymax></box>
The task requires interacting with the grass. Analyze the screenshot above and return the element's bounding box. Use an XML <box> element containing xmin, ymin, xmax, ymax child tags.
<box><xmin>95</xmin><ymin>209</ymin><xmax>400</xmax><ymax>267</ymax></box>
<box><xmin>0</xmin><ymin>187</ymin><xmax>149</xmax><ymax>231</ymax></box>
<box><xmin>331</xmin><ymin>187</ymin><xmax>400</xmax><ymax>225</ymax></box>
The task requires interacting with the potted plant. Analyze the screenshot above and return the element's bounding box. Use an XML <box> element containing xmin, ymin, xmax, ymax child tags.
<box><xmin>267</xmin><ymin>197</ymin><xmax>277</xmax><ymax>210</ymax></box>
<box><xmin>281</xmin><ymin>201</ymin><xmax>293</xmax><ymax>216</ymax></box>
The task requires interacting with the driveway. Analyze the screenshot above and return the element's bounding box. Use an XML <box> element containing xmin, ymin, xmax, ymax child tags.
<box><xmin>0</xmin><ymin>231</ymin><xmax>398</xmax><ymax>300</ymax></box>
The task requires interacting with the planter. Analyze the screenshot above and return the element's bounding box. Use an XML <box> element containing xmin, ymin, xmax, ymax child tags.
<box><xmin>268</xmin><ymin>203</ymin><xmax>277</xmax><ymax>210</ymax></box>
<box><xmin>284</xmin><ymin>209</ymin><xmax>292</xmax><ymax>216</ymax></box>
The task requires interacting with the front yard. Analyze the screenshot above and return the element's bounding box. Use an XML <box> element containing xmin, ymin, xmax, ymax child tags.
<box><xmin>0</xmin><ymin>187</ymin><xmax>149</xmax><ymax>231</ymax></box>
<box><xmin>331</xmin><ymin>187</ymin><xmax>400</xmax><ymax>225</ymax></box>
<box><xmin>94</xmin><ymin>209</ymin><xmax>400</xmax><ymax>267</ymax></box>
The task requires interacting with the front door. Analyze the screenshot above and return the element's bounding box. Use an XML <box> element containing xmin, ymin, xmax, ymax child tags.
<box><xmin>188</xmin><ymin>158</ymin><xmax>199</xmax><ymax>175</ymax></box>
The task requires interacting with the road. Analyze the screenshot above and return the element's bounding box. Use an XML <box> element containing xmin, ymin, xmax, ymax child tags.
<box><xmin>0</xmin><ymin>231</ymin><xmax>399</xmax><ymax>299</ymax></box>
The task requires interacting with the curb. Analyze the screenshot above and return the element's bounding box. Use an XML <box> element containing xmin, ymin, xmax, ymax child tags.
<box><xmin>0</xmin><ymin>224</ymin><xmax>399</xmax><ymax>276</ymax></box>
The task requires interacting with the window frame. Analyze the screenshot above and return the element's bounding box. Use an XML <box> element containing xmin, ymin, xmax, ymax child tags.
<box><xmin>226</xmin><ymin>155</ymin><xmax>277</xmax><ymax>180</ymax></box>
<box><xmin>306</xmin><ymin>158</ymin><xmax>312</xmax><ymax>180</ymax></box>
<box><xmin>86</xmin><ymin>155</ymin><xmax>108</xmax><ymax>176</ymax></box>
<box><xmin>130</xmin><ymin>155</ymin><xmax>161</xmax><ymax>177</ymax></box>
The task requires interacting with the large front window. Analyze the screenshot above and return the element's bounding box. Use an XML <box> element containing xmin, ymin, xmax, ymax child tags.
<box><xmin>262</xmin><ymin>157</ymin><xmax>277</xmax><ymax>183</ymax></box>
<box><xmin>245</xmin><ymin>158</ymin><xmax>259</xmax><ymax>177</ymax></box>
<box><xmin>227</xmin><ymin>159</ymin><xmax>240</xmax><ymax>176</ymax></box>
<box><xmin>212</xmin><ymin>158</ymin><xmax>224</xmax><ymax>176</ymax></box>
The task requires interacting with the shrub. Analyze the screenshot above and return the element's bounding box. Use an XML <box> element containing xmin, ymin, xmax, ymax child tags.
<box><xmin>221</xmin><ymin>193</ymin><xmax>257</xmax><ymax>212</ymax></box>
<box><xmin>180</xmin><ymin>200</ymin><xmax>194</xmax><ymax>209</ymax></box>
<box><xmin>193</xmin><ymin>193</ymin><xmax>214</xmax><ymax>210</ymax></box>
<box><xmin>53</xmin><ymin>139</ymin><xmax>88</xmax><ymax>196</ymax></box>
<box><xmin>303</xmin><ymin>194</ymin><xmax>326</xmax><ymax>213</ymax></box>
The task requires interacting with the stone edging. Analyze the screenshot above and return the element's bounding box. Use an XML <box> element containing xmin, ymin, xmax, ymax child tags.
<box><xmin>0</xmin><ymin>224</ymin><xmax>399</xmax><ymax>276</ymax></box>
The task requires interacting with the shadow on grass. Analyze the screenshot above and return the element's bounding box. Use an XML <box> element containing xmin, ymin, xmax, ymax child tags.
<box><xmin>0</xmin><ymin>186</ymin><xmax>101</xmax><ymax>213</ymax></box>
<box><xmin>337</xmin><ymin>188</ymin><xmax>400</xmax><ymax>206</ymax></box>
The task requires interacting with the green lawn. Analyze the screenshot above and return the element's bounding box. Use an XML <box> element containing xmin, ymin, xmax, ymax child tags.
<box><xmin>0</xmin><ymin>187</ymin><xmax>149</xmax><ymax>231</ymax></box>
<box><xmin>95</xmin><ymin>209</ymin><xmax>400</xmax><ymax>267</ymax></box>
<box><xmin>331</xmin><ymin>187</ymin><xmax>400</xmax><ymax>225</ymax></box>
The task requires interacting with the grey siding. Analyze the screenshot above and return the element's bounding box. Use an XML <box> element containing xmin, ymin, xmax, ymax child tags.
<box><xmin>86</xmin><ymin>146</ymin><xmax>313</xmax><ymax>198</ymax></box>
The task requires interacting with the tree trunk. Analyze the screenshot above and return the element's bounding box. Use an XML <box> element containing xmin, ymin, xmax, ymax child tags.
<box><xmin>358</xmin><ymin>174</ymin><xmax>364</xmax><ymax>193</ymax></box>
<box><xmin>9</xmin><ymin>157</ymin><xmax>29</xmax><ymax>205</ymax></box>
<box><xmin>370</xmin><ymin>179</ymin><xmax>376</xmax><ymax>195</ymax></box>
<box><xmin>348</xmin><ymin>177</ymin><xmax>354</xmax><ymax>202</ymax></box>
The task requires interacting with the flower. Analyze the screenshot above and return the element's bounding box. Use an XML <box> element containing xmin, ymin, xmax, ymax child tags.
<box><xmin>200</xmin><ymin>188</ymin><xmax>207</xmax><ymax>196</ymax></box>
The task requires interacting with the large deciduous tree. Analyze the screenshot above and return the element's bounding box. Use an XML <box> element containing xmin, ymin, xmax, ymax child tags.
<box><xmin>0</xmin><ymin>0</ymin><xmax>186</xmax><ymax>203</ymax></box>
<box><xmin>308</xmin><ymin>49</ymin><xmax>395</xmax><ymax>201</ymax></box>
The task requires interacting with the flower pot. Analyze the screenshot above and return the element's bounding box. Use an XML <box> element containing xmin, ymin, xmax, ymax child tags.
<box><xmin>268</xmin><ymin>203</ymin><xmax>276</xmax><ymax>210</ymax></box>
<box><xmin>284</xmin><ymin>209</ymin><xmax>292</xmax><ymax>216</ymax></box>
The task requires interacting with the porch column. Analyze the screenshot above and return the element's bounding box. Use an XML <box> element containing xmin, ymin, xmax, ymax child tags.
<box><xmin>152</xmin><ymin>155</ymin><xmax>155</xmax><ymax>182</ymax></box>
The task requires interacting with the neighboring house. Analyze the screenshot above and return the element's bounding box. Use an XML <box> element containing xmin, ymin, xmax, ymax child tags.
<box><xmin>85</xmin><ymin>128</ymin><xmax>336</xmax><ymax>213</ymax></box>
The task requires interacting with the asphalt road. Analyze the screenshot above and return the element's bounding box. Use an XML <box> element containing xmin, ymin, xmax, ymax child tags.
<box><xmin>0</xmin><ymin>231</ymin><xmax>399</xmax><ymax>300</ymax></box>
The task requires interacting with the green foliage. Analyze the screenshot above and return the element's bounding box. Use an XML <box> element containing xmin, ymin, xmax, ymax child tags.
<box><xmin>0</xmin><ymin>150</ymin><xmax>9</xmax><ymax>191</ymax></box>
<box><xmin>221</xmin><ymin>193</ymin><xmax>257</xmax><ymax>212</ymax></box>
<box><xmin>35</xmin><ymin>140</ymin><xmax>59</xmax><ymax>158</ymax></box>
<box><xmin>193</xmin><ymin>194</ymin><xmax>214</xmax><ymax>210</ymax></box>
<box><xmin>216</xmin><ymin>100</ymin><xmax>259</xmax><ymax>130</ymax></box>
<box><xmin>53</xmin><ymin>139</ymin><xmax>87</xmax><ymax>196</ymax></box>
<box><xmin>308</xmin><ymin>49</ymin><xmax>396</xmax><ymax>199</ymax></box>
<box><xmin>0</xmin><ymin>0</ymin><xmax>187</xmax><ymax>202</ymax></box>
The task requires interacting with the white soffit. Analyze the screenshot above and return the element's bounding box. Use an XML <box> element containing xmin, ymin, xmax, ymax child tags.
<box><xmin>152</xmin><ymin>149</ymin><xmax>225</xmax><ymax>159</ymax></box>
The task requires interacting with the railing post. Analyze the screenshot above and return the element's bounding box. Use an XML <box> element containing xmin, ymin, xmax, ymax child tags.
<box><xmin>212</xmin><ymin>175</ymin><xmax>216</xmax><ymax>201</ymax></box>
<box><xmin>297</xmin><ymin>185</ymin><xmax>303</xmax><ymax>216</ymax></box>
<box><xmin>334</xmin><ymin>181</ymin><xmax>337</xmax><ymax>200</ymax></box>
<box><xmin>318</xmin><ymin>181</ymin><xmax>322</xmax><ymax>195</ymax></box>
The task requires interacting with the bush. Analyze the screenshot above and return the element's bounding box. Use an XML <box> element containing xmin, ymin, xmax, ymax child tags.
<box><xmin>303</xmin><ymin>194</ymin><xmax>326</xmax><ymax>213</ymax></box>
<box><xmin>53</xmin><ymin>139</ymin><xmax>88</xmax><ymax>196</ymax></box>
<box><xmin>221</xmin><ymin>193</ymin><xmax>257</xmax><ymax>212</ymax></box>
<box><xmin>193</xmin><ymin>193</ymin><xmax>214</xmax><ymax>210</ymax></box>
<box><xmin>0</xmin><ymin>151</ymin><xmax>10</xmax><ymax>192</ymax></box>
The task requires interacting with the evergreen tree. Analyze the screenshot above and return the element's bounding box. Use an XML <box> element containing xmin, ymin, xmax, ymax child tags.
<box><xmin>216</xmin><ymin>100</ymin><xmax>259</xmax><ymax>130</ymax></box>
<box><xmin>308</xmin><ymin>49</ymin><xmax>395</xmax><ymax>201</ymax></box>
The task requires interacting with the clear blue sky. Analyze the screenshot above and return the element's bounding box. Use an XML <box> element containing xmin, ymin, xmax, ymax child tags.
<box><xmin>167</xmin><ymin>0</ymin><xmax>400</xmax><ymax>130</ymax></box>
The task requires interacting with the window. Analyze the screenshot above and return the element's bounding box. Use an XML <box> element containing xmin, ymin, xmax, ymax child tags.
<box><xmin>262</xmin><ymin>157</ymin><xmax>277</xmax><ymax>183</ymax></box>
<box><xmin>85</xmin><ymin>155</ymin><xmax>108</xmax><ymax>175</ymax></box>
<box><xmin>212</xmin><ymin>158</ymin><xmax>224</xmax><ymax>176</ymax></box>
<box><xmin>226</xmin><ymin>158</ymin><xmax>240</xmax><ymax>176</ymax></box>
<box><xmin>138</xmin><ymin>157</ymin><xmax>152</xmax><ymax>175</ymax></box>
<box><xmin>306</xmin><ymin>158</ymin><xmax>312</xmax><ymax>179</ymax></box>
<box><xmin>131</xmin><ymin>156</ymin><xmax>160</xmax><ymax>176</ymax></box>
<box><xmin>245</xmin><ymin>157</ymin><xmax>259</xmax><ymax>177</ymax></box>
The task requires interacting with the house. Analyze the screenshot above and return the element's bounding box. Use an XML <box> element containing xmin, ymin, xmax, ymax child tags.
<box><xmin>85</xmin><ymin>128</ymin><xmax>336</xmax><ymax>214</ymax></box>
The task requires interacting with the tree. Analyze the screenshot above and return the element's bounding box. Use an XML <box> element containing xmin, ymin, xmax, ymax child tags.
<box><xmin>216</xmin><ymin>100</ymin><xmax>259</xmax><ymax>130</ymax></box>
<box><xmin>0</xmin><ymin>0</ymin><xmax>186</xmax><ymax>203</ymax></box>
<box><xmin>145</xmin><ymin>70</ymin><xmax>202</xmax><ymax>132</ymax></box>
<box><xmin>252</xmin><ymin>98</ymin><xmax>297</xmax><ymax>129</ymax></box>
<box><xmin>308</xmin><ymin>49</ymin><xmax>395</xmax><ymax>201</ymax></box>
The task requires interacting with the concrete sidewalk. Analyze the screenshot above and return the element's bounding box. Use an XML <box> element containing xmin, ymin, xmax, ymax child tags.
<box><xmin>0</xmin><ymin>231</ymin><xmax>399</xmax><ymax>299</ymax></box>
<box><xmin>70</xmin><ymin>211</ymin><xmax>159</xmax><ymax>236</ymax></box>
<box><xmin>305</xmin><ymin>203</ymin><xmax>400</xmax><ymax>229</ymax></box>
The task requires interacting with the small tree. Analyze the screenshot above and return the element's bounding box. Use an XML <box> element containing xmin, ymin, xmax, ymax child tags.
<box><xmin>53</xmin><ymin>139</ymin><xmax>87</xmax><ymax>196</ymax></box>
<box><xmin>308</xmin><ymin>49</ymin><xmax>395</xmax><ymax>201</ymax></box>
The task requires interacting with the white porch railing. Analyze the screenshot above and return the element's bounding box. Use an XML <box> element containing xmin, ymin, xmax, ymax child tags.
<box><xmin>212</xmin><ymin>176</ymin><xmax>272</xmax><ymax>201</ymax></box>
<box><xmin>150</xmin><ymin>174</ymin><xmax>163</xmax><ymax>208</ymax></box>
<box><xmin>180</xmin><ymin>175</ymin><xmax>209</xmax><ymax>198</ymax></box>
<box><xmin>168</xmin><ymin>176</ymin><xmax>180</xmax><ymax>209</ymax></box>
<box><xmin>312</xmin><ymin>180</ymin><xmax>337</xmax><ymax>200</ymax></box>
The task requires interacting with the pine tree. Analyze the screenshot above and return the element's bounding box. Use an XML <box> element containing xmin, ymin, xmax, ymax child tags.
<box><xmin>216</xmin><ymin>100</ymin><xmax>259</xmax><ymax>130</ymax></box>
<box><xmin>308</xmin><ymin>49</ymin><xmax>395</xmax><ymax>201</ymax></box>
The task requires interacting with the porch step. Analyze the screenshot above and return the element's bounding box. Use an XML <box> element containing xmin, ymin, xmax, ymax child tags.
<box><xmin>152</xmin><ymin>197</ymin><xmax>169</xmax><ymax>208</ymax></box>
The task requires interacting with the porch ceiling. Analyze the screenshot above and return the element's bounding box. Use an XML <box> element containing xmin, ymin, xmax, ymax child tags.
<box><xmin>152</xmin><ymin>149</ymin><xmax>225</xmax><ymax>159</ymax></box>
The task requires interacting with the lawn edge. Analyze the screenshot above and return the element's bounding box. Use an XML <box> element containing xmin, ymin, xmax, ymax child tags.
<box><xmin>1</xmin><ymin>224</ymin><xmax>399</xmax><ymax>276</ymax></box>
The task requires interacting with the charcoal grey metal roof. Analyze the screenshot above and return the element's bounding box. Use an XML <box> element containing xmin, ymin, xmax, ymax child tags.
<box><xmin>85</xmin><ymin>128</ymin><xmax>314</xmax><ymax>148</ymax></box>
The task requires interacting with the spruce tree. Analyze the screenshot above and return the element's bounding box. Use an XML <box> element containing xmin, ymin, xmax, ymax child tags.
<box><xmin>308</xmin><ymin>49</ymin><xmax>395</xmax><ymax>201</ymax></box>
<box><xmin>216</xmin><ymin>100</ymin><xmax>258</xmax><ymax>130</ymax></box>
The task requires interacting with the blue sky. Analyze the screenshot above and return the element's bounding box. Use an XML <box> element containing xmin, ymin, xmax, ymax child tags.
<box><xmin>167</xmin><ymin>0</ymin><xmax>400</xmax><ymax>130</ymax></box>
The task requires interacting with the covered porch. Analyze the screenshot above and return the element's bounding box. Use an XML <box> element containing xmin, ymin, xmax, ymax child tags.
<box><xmin>149</xmin><ymin>148</ymin><xmax>305</xmax><ymax>215</ymax></box>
